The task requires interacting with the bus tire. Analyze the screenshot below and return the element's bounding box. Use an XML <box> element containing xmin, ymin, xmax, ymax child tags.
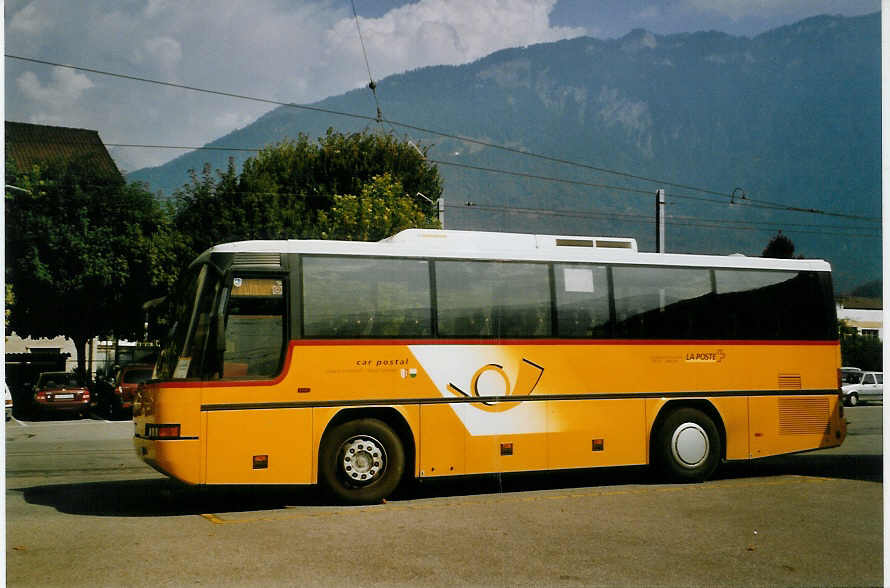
<box><xmin>655</xmin><ymin>407</ymin><xmax>721</xmax><ymax>482</ymax></box>
<box><xmin>319</xmin><ymin>418</ymin><xmax>405</xmax><ymax>505</ymax></box>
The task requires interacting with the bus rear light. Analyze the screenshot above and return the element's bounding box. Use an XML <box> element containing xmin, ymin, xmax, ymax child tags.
<box><xmin>146</xmin><ymin>424</ymin><xmax>181</xmax><ymax>439</ymax></box>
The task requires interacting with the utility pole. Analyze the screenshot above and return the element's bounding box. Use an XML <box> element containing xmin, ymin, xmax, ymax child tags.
<box><xmin>655</xmin><ymin>188</ymin><xmax>665</xmax><ymax>253</ymax></box>
<box><xmin>415</xmin><ymin>192</ymin><xmax>445</xmax><ymax>229</ymax></box>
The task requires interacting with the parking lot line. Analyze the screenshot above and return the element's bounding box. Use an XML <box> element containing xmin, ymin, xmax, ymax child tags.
<box><xmin>198</xmin><ymin>475</ymin><xmax>835</xmax><ymax>526</ymax></box>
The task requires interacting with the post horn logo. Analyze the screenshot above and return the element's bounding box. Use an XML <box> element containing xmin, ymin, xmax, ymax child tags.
<box><xmin>447</xmin><ymin>358</ymin><xmax>544</xmax><ymax>413</ymax></box>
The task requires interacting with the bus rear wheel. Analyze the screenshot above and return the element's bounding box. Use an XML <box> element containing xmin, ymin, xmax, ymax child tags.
<box><xmin>319</xmin><ymin>418</ymin><xmax>405</xmax><ymax>505</ymax></box>
<box><xmin>655</xmin><ymin>407</ymin><xmax>721</xmax><ymax>482</ymax></box>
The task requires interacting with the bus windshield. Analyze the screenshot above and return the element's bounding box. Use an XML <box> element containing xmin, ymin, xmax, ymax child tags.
<box><xmin>155</xmin><ymin>265</ymin><xmax>221</xmax><ymax>380</ymax></box>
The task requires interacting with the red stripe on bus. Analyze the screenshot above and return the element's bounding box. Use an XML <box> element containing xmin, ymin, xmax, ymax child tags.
<box><xmin>290</xmin><ymin>338</ymin><xmax>839</xmax><ymax>347</ymax></box>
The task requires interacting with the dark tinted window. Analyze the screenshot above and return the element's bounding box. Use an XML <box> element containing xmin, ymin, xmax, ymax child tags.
<box><xmin>156</xmin><ymin>265</ymin><xmax>221</xmax><ymax>380</ymax></box>
<box><xmin>554</xmin><ymin>264</ymin><xmax>610</xmax><ymax>337</ymax></box>
<box><xmin>612</xmin><ymin>266</ymin><xmax>715</xmax><ymax>339</ymax></box>
<box><xmin>38</xmin><ymin>373</ymin><xmax>78</xmax><ymax>388</ymax></box>
<box><xmin>436</xmin><ymin>261</ymin><xmax>551</xmax><ymax>338</ymax></box>
<box><xmin>303</xmin><ymin>257</ymin><xmax>432</xmax><ymax>338</ymax></box>
<box><xmin>122</xmin><ymin>369</ymin><xmax>153</xmax><ymax>384</ymax></box>
<box><xmin>714</xmin><ymin>270</ymin><xmax>835</xmax><ymax>340</ymax></box>
<box><xmin>219</xmin><ymin>276</ymin><xmax>287</xmax><ymax>378</ymax></box>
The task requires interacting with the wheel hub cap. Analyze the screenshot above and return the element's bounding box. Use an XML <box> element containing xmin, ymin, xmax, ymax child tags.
<box><xmin>671</xmin><ymin>423</ymin><xmax>709</xmax><ymax>468</ymax></box>
<box><xmin>341</xmin><ymin>436</ymin><xmax>386</xmax><ymax>483</ymax></box>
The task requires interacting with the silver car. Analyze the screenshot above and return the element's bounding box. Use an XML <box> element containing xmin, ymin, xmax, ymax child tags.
<box><xmin>842</xmin><ymin>371</ymin><xmax>883</xmax><ymax>406</ymax></box>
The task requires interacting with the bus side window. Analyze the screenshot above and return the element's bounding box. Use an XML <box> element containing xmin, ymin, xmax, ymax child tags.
<box><xmin>436</xmin><ymin>261</ymin><xmax>551</xmax><ymax>339</ymax></box>
<box><xmin>302</xmin><ymin>257</ymin><xmax>432</xmax><ymax>339</ymax></box>
<box><xmin>221</xmin><ymin>277</ymin><xmax>286</xmax><ymax>379</ymax></box>
<box><xmin>612</xmin><ymin>266</ymin><xmax>712</xmax><ymax>339</ymax></box>
<box><xmin>554</xmin><ymin>265</ymin><xmax>610</xmax><ymax>337</ymax></box>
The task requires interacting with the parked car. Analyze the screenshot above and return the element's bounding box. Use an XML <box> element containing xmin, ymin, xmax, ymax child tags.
<box><xmin>842</xmin><ymin>371</ymin><xmax>883</xmax><ymax>406</ymax></box>
<box><xmin>31</xmin><ymin>372</ymin><xmax>90</xmax><ymax>418</ymax></box>
<box><xmin>5</xmin><ymin>383</ymin><xmax>13</xmax><ymax>421</ymax></box>
<box><xmin>106</xmin><ymin>364</ymin><xmax>154</xmax><ymax>419</ymax></box>
<box><xmin>840</xmin><ymin>366</ymin><xmax>863</xmax><ymax>385</ymax></box>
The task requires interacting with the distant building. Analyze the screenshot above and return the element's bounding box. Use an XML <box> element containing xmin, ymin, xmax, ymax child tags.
<box><xmin>836</xmin><ymin>297</ymin><xmax>882</xmax><ymax>341</ymax></box>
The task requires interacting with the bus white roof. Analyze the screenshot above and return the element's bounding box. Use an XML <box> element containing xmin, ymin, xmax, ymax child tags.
<box><xmin>209</xmin><ymin>228</ymin><xmax>832</xmax><ymax>272</ymax></box>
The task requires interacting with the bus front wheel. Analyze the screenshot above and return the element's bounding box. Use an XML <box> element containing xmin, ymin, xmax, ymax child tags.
<box><xmin>655</xmin><ymin>407</ymin><xmax>721</xmax><ymax>482</ymax></box>
<box><xmin>319</xmin><ymin>418</ymin><xmax>405</xmax><ymax>505</ymax></box>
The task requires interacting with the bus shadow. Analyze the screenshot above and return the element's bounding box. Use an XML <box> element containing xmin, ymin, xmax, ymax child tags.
<box><xmin>719</xmin><ymin>452</ymin><xmax>882</xmax><ymax>483</ymax></box>
<box><xmin>17</xmin><ymin>452</ymin><xmax>880</xmax><ymax>516</ymax></box>
<box><xmin>399</xmin><ymin>451</ymin><xmax>883</xmax><ymax>501</ymax></box>
<box><xmin>17</xmin><ymin>478</ymin><xmax>325</xmax><ymax>517</ymax></box>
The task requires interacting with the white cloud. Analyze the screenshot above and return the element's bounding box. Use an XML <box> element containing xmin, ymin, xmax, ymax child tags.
<box><xmin>5</xmin><ymin>0</ymin><xmax>583</xmax><ymax>171</ymax></box>
<box><xmin>323</xmin><ymin>0</ymin><xmax>585</xmax><ymax>86</ymax></box>
<box><xmin>17</xmin><ymin>67</ymin><xmax>95</xmax><ymax>106</ymax></box>
<box><xmin>140</xmin><ymin>37</ymin><xmax>183</xmax><ymax>77</ymax></box>
<box><xmin>8</xmin><ymin>2</ymin><xmax>51</xmax><ymax>34</ymax></box>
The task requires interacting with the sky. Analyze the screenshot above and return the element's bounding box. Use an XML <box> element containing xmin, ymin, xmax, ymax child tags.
<box><xmin>4</xmin><ymin>0</ymin><xmax>880</xmax><ymax>173</ymax></box>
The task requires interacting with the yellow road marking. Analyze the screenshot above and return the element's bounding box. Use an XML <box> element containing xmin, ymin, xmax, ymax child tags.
<box><xmin>199</xmin><ymin>475</ymin><xmax>834</xmax><ymax>526</ymax></box>
<box><xmin>200</xmin><ymin>513</ymin><xmax>226</xmax><ymax>525</ymax></box>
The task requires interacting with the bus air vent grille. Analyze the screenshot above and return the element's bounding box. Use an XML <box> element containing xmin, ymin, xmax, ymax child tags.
<box><xmin>232</xmin><ymin>252</ymin><xmax>282</xmax><ymax>267</ymax></box>
<box><xmin>777</xmin><ymin>397</ymin><xmax>829</xmax><ymax>435</ymax></box>
<box><xmin>778</xmin><ymin>374</ymin><xmax>802</xmax><ymax>389</ymax></box>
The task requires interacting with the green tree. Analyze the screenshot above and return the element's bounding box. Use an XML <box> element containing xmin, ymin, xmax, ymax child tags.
<box><xmin>762</xmin><ymin>231</ymin><xmax>797</xmax><ymax>258</ymax></box>
<box><xmin>5</xmin><ymin>283</ymin><xmax>13</xmax><ymax>330</ymax></box>
<box><xmin>6</xmin><ymin>157</ymin><xmax>176</xmax><ymax>375</ymax></box>
<box><xmin>171</xmin><ymin>129</ymin><xmax>442</xmax><ymax>269</ymax></box>
<box><xmin>838</xmin><ymin>320</ymin><xmax>883</xmax><ymax>371</ymax></box>
<box><xmin>317</xmin><ymin>173</ymin><xmax>438</xmax><ymax>241</ymax></box>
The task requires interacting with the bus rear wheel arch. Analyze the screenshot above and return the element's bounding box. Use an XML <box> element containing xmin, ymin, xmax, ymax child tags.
<box><xmin>319</xmin><ymin>417</ymin><xmax>406</xmax><ymax>504</ymax></box>
<box><xmin>652</xmin><ymin>404</ymin><xmax>723</xmax><ymax>482</ymax></box>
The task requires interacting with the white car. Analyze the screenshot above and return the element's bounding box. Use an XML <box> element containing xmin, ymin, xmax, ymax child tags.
<box><xmin>842</xmin><ymin>371</ymin><xmax>883</xmax><ymax>406</ymax></box>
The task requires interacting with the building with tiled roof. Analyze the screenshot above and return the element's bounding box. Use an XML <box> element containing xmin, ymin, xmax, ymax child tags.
<box><xmin>5</xmin><ymin>121</ymin><xmax>121</xmax><ymax>179</ymax></box>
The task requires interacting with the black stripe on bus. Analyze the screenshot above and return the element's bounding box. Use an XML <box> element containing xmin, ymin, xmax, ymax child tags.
<box><xmin>199</xmin><ymin>388</ymin><xmax>839</xmax><ymax>412</ymax></box>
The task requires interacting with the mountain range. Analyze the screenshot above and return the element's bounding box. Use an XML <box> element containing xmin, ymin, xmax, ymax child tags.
<box><xmin>128</xmin><ymin>12</ymin><xmax>881</xmax><ymax>293</ymax></box>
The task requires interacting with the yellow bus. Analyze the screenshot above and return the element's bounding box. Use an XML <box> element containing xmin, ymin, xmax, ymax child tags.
<box><xmin>134</xmin><ymin>229</ymin><xmax>846</xmax><ymax>504</ymax></box>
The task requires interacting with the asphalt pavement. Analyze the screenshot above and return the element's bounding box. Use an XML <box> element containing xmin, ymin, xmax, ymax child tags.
<box><xmin>5</xmin><ymin>405</ymin><xmax>884</xmax><ymax>587</ymax></box>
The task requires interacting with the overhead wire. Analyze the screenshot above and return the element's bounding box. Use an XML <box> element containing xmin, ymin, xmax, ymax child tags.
<box><xmin>5</xmin><ymin>53</ymin><xmax>880</xmax><ymax>224</ymax></box>
<box><xmin>28</xmin><ymin>136</ymin><xmax>882</xmax><ymax>226</ymax></box>
<box><xmin>349</xmin><ymin>0</ymin><xmax>383</xmax><ymax>123</ymax></box>
<box><xmin>446</xmin><ymin>203</ymin><xmax>881</xmax><ymax>239</ymax></box>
